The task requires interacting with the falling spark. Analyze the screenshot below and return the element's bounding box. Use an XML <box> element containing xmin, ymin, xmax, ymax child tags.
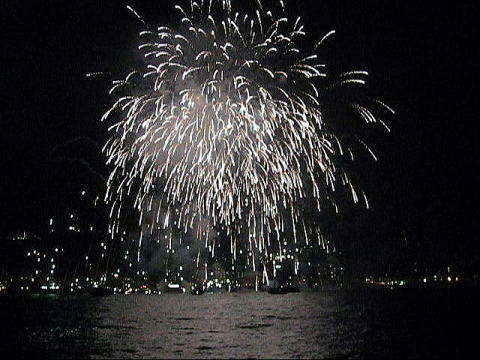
<box><xmin>101</xmin><ymin>0</ymin><xmax>391</xmax><ymax>262</ymax></box>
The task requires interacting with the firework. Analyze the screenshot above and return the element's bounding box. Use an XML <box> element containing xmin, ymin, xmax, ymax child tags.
<box><xmin>101</xmin><ymin>0</ymin><xmax>392</xmax><ymax>264</ymax></box>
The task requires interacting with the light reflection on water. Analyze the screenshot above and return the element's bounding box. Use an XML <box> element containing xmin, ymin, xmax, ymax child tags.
<box><xmin>4</xmin><ymin>290</ymin><xmax>479</xmax><ymax>358</ymax></box>
<box><xmin>92</xmin><ymin>293</ymin><xmax>366</xmax><ymax>359</ymax></box>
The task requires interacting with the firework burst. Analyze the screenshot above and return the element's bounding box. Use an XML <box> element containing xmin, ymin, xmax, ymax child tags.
<box><xmin>101</xmin><ymin>0</ymin><xmax>393</xmax><ymax>263</ymax></box>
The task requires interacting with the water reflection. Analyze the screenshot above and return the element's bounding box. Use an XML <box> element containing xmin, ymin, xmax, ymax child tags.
<box><xmin>3</xmin><ymin>290</ymin><xmax>478</xmax><ymax>358</ymax></box>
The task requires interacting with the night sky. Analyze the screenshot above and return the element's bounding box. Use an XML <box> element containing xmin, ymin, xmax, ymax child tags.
<box><xmin>1</xmin><ymin>0</ymin><xmax>477</xmax><ymax>274</ymax></box>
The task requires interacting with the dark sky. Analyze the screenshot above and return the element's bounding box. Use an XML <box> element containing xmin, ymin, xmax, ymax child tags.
<box><xmin>1</xmin><ymin>0</ymin><xmax>477</xmax><ymax>273</ymax></box>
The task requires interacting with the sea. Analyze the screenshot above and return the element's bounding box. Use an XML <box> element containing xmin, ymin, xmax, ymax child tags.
<box><xmin>1</xmin><ymin>289</ymin><xmax>479</xmax><ymax>359</ymax></box>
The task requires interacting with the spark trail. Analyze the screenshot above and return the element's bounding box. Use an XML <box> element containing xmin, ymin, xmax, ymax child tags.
<box><xmin>101</xmin><ymin>0</ymin><xmax>393</xmax><ymax>264</ymax></box>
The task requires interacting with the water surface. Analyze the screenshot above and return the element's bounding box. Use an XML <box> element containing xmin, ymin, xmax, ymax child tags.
<box><xmin>2</xmin><ymin>289</ymin><xmax>478</xmax><ymax>358</ymax></box>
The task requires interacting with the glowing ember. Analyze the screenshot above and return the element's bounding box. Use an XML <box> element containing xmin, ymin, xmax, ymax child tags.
<box><xmin>100</xmin><ymin>0</ymin><xmax>392</xmax><ymax>262</ymax></box>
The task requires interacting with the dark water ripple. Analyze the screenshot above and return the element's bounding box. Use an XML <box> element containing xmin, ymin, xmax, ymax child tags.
<box><xmin>2</xmin><ymin>289</ymin><xmax>479</xmax><ymax>358</ymax></box>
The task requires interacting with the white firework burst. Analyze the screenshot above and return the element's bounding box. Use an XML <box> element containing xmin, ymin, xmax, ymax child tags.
<box><xmin>101</xmin><ymin>0</ymin><xmax>393</xmax><ymax>261</ymax></box>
